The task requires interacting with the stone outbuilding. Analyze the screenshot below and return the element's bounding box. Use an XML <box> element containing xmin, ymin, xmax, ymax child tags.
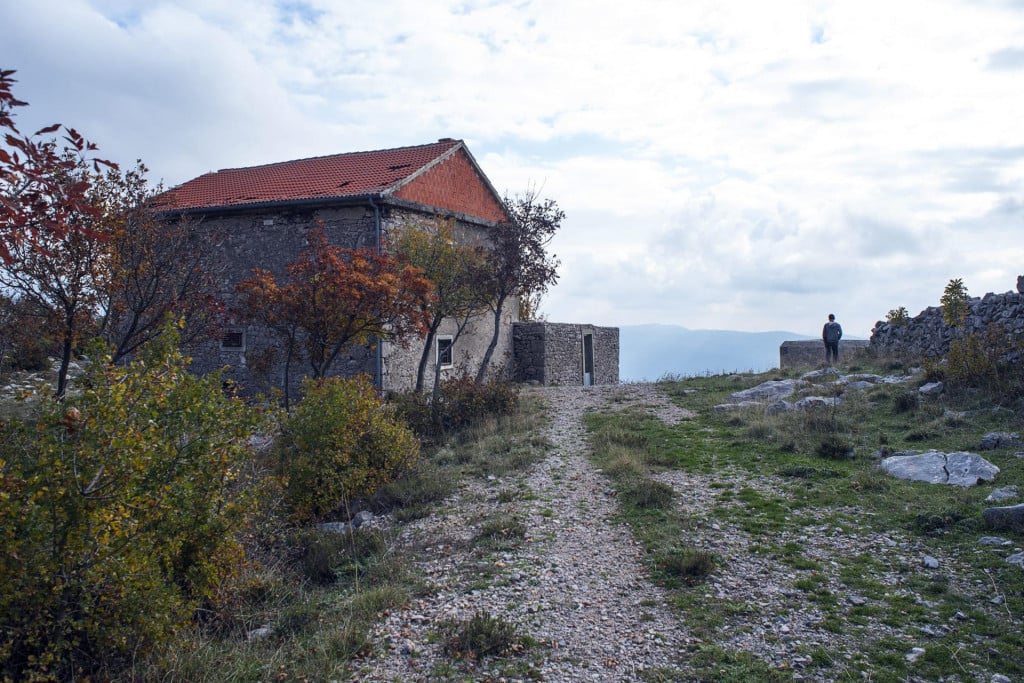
<box><xmin>513</xmin><ymin>322</ymin><xmax>619</xmax><ymax>385</ymax></box>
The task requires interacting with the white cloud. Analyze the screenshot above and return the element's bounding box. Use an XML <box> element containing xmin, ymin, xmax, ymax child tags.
<box><xmin>2</xmin><ymin>0</ymin><xmax>1023</xmax><ymax>349</ymax></box>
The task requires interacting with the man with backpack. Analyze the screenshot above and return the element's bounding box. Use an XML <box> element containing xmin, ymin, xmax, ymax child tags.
<box><xmin>822</xmin><ymin>313</ymin><xmax>842</xmax><ymax>365</ymax></box>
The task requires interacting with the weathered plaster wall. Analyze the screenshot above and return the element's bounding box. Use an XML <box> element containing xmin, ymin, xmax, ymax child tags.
<box><xmin>513</xmin><ymin>322</ymin><xmax>619</xmax><ymax>386</ymax></box>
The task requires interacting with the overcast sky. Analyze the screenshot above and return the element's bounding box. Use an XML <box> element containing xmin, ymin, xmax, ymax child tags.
<box><xmin>3</xmin><ymin>0</ymin><xmax>1023</xmax><ymax>338</ymax></box>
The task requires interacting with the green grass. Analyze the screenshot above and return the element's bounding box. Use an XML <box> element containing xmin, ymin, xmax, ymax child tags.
<box><xmin>586</xmin><ymin>361</ymin><xmax>1024</xmax><ymax>682</ymax></box>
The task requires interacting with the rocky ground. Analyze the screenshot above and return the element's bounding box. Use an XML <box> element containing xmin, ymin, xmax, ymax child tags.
<box><xmin>349</xmin><ymin>383</ymin><xmax>1020</xmax><ymax>683</ymax></box>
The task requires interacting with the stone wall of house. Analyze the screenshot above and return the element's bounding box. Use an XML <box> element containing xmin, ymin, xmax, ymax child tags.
<box><xmin>869</xmin><ymin>276</ymin><xmax>1024</xmax><ymax>361</ymax></box>
<box><xmin>779</xmin><ymin>340</ymin><xmax>870</xmax><ymax>369</ymax></box>
<box><xmin>185</xmin><ymin>202</ymin><xmax>513</xmax><ymax>396</ymax></box>
<box><xmin>513</xmin><ymin>322</ymin><xmax>619</xmax><ymax>386</ymax></box>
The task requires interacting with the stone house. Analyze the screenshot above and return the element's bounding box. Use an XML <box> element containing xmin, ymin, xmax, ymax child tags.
<box><xmin>157</xmin><ymin>138</ymin><xmax>519</xmax><ymax>395</ymax></box>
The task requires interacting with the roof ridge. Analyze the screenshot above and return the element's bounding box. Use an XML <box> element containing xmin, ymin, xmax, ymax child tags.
<box><xmin>209</xmin><ymin>139</ymin><xmax>463</xmax><ymax>175</ymax></box>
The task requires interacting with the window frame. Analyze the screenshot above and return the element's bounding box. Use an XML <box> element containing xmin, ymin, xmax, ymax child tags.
<box><xmin>220</xmin><ymin>329</ymin><xmax>246</xmax><ymax>352</ymax></box>
<box><xmin>435</xmin><ymin>335</ymin><xmax>454</xmax><ymax>369</ymax></box>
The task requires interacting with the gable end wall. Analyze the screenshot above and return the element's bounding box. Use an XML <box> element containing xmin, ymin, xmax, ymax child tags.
<box><xmin>394</xmin><ymin>150</ymin><xmax>507</xmax><ymax>223</ymax></box>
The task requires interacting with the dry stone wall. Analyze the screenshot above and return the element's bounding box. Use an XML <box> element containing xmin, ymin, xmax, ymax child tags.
<box><xmin>779</xmin><ymin>340</ymin><xmax>870</xmax><ymax>369</ymax></box>
<box><xmin>869</xmin><ymin>276</ymin><xmax>1024</xmax><ymax>361</ymax></box>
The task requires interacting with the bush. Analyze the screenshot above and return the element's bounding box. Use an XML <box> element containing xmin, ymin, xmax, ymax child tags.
<box><xmin>439</xmin><ymin>611</ymin><xmax>522</xmax><ymax>660</ymax></box>
<box><xmin>391</xmin><ymin>374</ymin><xmax>519</xmax><ymax>441</ymax></box>
<box><xmin>0</xmin><ymin>331</ymin><xmax>261</xmax><ymax>682</ymax></box>
<box><xmin>278</xmin><ymin>376</ymin><xmax>420</xmax><ymax>522</ymax></box>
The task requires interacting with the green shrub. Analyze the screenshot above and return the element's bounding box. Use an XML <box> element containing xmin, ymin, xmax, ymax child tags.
<box><xmin>278</xmin><ymin>376</ymin><xmax>420</xmax><ymax>523</ymax></box>
<box><xmin>886</xmin><ymin>306</ymin><xmax>910</xmax><ymax>327</ymax></box>
<box><xmin>0</xmin><ymin>331</ymin><xmax>261</xmax><ymax>682</ymax></box>
<box><xmin>287</xmin><ymin>528</ymin><xmax>387</xmax><ymax>586</ymax></box>
<box><xmin>815</xmin><ymin>435</ymin><xmax>854</xmax><ymax>460</ymax></box>
<box><xmin>620</xmin><ymin>478</ymin><xmax>676</xmax><ymax>509</ymax></box>
<box><xmin>392</xmin><ymin>374</ymin><xmax>519</xmax><ymax>441</ymax></box>
<box><xmin>439</xmin><ymin>611</ymin><xmax>521</xmax><ymax>660</ymax></box>
<box><xmin>656</xmin><ymin>547</ymin><xmax>716</xmax><ymax>584</ymax></box>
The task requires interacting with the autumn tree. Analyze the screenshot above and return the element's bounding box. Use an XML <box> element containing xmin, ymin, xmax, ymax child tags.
<box><xmin>475</xmin><ymin>188</ymin><xmax>562</xmax><ymax>382</ymax></box>
<box><xmin>0</xmin><ymin>69</ymin><xmax>115</xmax><ymax>263</ymax></box>
<box><xmin>0</xmin><ymin>155</ymin><xmax>114</xmax><ymax>396</ymax></box>
<box><xmin>97</xmin><ymin>163</ymin><xmax>222</xmax><ymax>363</ymax></box>
<box><xmin>237</xmin><ymin>227</ymin><xmax>432</xmax><ymax>403</ymax></box>
<box><xmin>390</xmin><ymin>219</ymin><xmax>490</xmax><ymax>392</ymax></box>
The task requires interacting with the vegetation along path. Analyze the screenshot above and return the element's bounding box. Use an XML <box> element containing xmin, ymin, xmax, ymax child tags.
<box><xmin>353</xmin><ymin>377</ymin><xmax>1023</xmax><ymax>682</ymax></box>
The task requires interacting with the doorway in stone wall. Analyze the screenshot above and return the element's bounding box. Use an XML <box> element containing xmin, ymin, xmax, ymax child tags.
<box><xmin>582</xmin><ymin>331</ymin><xmax>594</xmax><ymax>385</ymax></box>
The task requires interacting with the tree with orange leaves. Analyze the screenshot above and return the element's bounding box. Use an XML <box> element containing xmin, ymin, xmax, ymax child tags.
<box><xmin>237</xmin><ymin>227</ymin><xmax>433</xmax><ymax>402</ymax></box>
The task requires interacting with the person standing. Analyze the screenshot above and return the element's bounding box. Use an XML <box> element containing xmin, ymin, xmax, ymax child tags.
<box><xmin>822</xmin><ymin>313</ymin><xmax>842</xmax><ymax>365</ymax></box>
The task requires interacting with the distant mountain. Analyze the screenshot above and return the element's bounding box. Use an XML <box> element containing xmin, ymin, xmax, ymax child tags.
<box><xmin>618</xmin><ymin>324</ymin><xmax>813</xmax><ymax>382</ymax></box>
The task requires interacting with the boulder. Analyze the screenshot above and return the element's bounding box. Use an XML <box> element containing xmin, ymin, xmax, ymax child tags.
<box><xmin>979</xmin><ymin>432</ymin><xmax>1022</xmax><ymax>450</ymax></box>
<box><xmin>919</xmin><ymin>382</ymin><xmax>944</xmax><ymax>397</ymax></box>
<box><xmin>982</xmin><ymin>503</ymin><xmax>1024</xmax><ymax>533</ymax></box>
<box><xmin>880</xmin><ymin>450</ymin><xmax>999</xmax><ymax>487</ymax></box>
<box><xmin>728</xmin><ymin>379</ymin><xmax>805</xmax><ymax>402</ymax></box>
<box><xmin>986</xmin><ymin>486</ymin><xmax>1020</xmax><ymax>503</ymax></box>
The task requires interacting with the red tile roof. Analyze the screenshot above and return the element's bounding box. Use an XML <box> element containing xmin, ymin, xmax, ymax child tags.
<box><xmin>158</xmin><ymin>139</ymin><xmax>469</xmax><ymax>212</ymax></box>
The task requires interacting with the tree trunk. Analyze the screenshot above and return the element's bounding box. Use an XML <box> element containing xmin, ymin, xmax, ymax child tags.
<box><xmin>56</xmin><ymin>315</ymin><xmax>75</xmax><ymax>399</ymax></box>
<box><xmin>475</xmin><ymin>295</ymin><xmax>506</xmax><ymax>384</ymax></box>
<box><xmin>415</xmin><ymin>318</ymin><xmax>442</xmax><ymax>393</ymax></box>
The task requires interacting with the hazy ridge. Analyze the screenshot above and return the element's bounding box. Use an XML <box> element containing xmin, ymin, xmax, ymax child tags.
<box><xmin>619</xmin><ymin>324</ymin><xmax>813</xmax><ymax>382</ymax></box>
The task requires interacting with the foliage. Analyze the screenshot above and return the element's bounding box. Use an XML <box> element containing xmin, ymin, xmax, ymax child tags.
<box><xmin>392</xmin><ymin>373</ymin><xmax>520</xmax><ymax>441</ymax></box>
<box><xmin>0</xmin><ymin>327</ymin><xmax>262</xmax><ymax>681</ymax></box>
<box><xmin>0</xmin><ymin>69</ymin><xmax>116</xmax><ymax>264</ymax></box>
<box><xmin>0</xmin><ymin>155</ymin><xmax>114</xmax><ymax>396</ymax></box>
<box><xmin>439</xmin><ymin>611</ymin><xmax>523</xmax><ymax>660</ymax></box>
<box><xmin>885</xmin><ymin>306</ymin><xmax>909</xmax><ymax>327</ymax></box>
<box><xmin>389</xmin><ymin>218</ymin><xmax>490</xmax><ymax>392</ymax></box>
<box><xmin>942</xmin><ymin>323</ymin><xmax>1024</xmax><ymax>403</ymax></box>
<box><xmin>98</xmin><ymin>162</ymin><xmax>222</xmax><ymax>362</ymax></box>
<box><xmin>237</xmin><ymin>226</ymin><xmax>433</xmax><ymax>403</ymax></box>
<box><xmin>277</xmin><ymin>376</ymin><xmax>420</xmax><ymax>523</ymax></box>
<box><xmin>940</xmin><ymin>277</ymin><xmax>970</xmax><ymax>328</ymax></box>
<box><xmin>475</xmin><ymin>187</ymin><xmax>563</xmax><ymax>382</ymax></box>
<box><xmin>0</xmin><ymin>293</ymin><xmax>59</xmax><ymax>372</ymax></box>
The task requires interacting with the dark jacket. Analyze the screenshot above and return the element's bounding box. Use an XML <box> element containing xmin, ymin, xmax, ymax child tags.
<box><xmin>823</xmin><ymin>321</ymin><xmax>842</xmax><ymax>343</ymax></box>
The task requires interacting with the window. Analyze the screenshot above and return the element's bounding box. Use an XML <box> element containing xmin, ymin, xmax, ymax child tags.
<box><xmin>221</xmin><ymin>329</ymin><xmax>246</xmax><ymax>351</ymax></box>
<box><xmin>436</xmin><ymin>336</ymin><xmax>453</xmax><ymax>368</ymax></box>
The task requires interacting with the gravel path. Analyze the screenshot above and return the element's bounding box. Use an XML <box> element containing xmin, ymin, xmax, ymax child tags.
<box><xmin>352</xmin><ymin>384</ymin><xmax>694</xmax><ymax>681</ymax></box>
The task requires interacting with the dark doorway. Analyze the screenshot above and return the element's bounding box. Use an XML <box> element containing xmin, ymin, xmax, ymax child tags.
<box><xmin>583</xmin><ymin>332</ymin><xmax>594</xmax><ymax>385</ymax></box>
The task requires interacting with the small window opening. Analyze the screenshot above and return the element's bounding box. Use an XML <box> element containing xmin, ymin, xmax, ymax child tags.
<box><xmin>436</xmin><ymin>336</ymin><xmax>453</xmax><ymax>368</ymax></box>
<box><xmin>221</xmin><ymin>330</ymin><xmax>245</xmax><ymax>351</ymax></box>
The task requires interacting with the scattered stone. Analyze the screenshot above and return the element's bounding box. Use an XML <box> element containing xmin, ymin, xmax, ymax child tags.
<box><xmin>1007</xmin><ymin>553</ymin><xmax>1024</xmax><ymax>568</ymax></box>
<box><xmin>351</xmin><ymin>510</ymin><xmax>375</xmax><ymax>528</ymax></box>
<box><xmin>795</xmin><ymin>396</ymin><xmax>841</xmax><ymax>409</ymax></box>
<box><xmin>990</xmin><ymin>595</ymin><xmax>1005</xmax><ymax>605</ymax></box>
<box><xmin>978</xmin><ymin>536</ymin><xmax>1012</xmax><ymax>547</ymax></box>
<box><xmin>922</xmin><ymin>556</ymin><xmax>940</xmax><ymax>569</ymax></box>
<box><xmin>800</xmin><ymin>368</ymin><xmax>839</xmax><ymax>380</ymax></box>
<box><xmin>247</xmin><ymin>626</ymin><xmax>273</xmax><ymax>641</ymax></box>
<box><xmin>919</xmin><ymin>382</ymin><xmax>944</xmax><ymax>397</ymax></box>
<box><xmin>986</xmin><ymin>486</ymin><xmax>1020</xmax><ymax>503</ymax></box>
<box><xmin>991</xmin><ymin>675</ymin><xmax>1012</xmax><ymax>683</ymax></box>
<box><xmin>982</xmin><ymin>504</ymin><xmax>1024</xmax><ymax>533</ymax></box>
<box><xmin>847</xmin><ymin>595</ymin><xmax>867</xmax><ymax>606</ymax></box>
<box><xmin>1016</xmin><ymin>452</ymin><xmax>1024</xmax><ymax>459</ymax></box>
<box><xmin>905</xmin><ymin>647</ymin><xmax>926</xmax><ymax>663</ymax></box>
<box><xmin>979</xmin><ymin>432</ymin><xmax>1022</xmax><ymax>450</ymax></box>
<box><xmin>880</xmin><ymin>450</ymin><xmax>999</xmax><ymax>487</ymax></box>
<box><xmin>728</xmin><ymin>379</ymin><xmax>805</xmax><ymax>402</ymax></box>
<box><xmin>317</xmin><ymin>521</ymin><xmax>350</xmax><ymax>533</ymax></box>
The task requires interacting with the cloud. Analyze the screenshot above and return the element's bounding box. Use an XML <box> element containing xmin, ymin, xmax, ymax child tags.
<box><xmin>3</xmin><ymin>0</ymin><xmax>1024</xmax><ymax>348</ymax></box>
